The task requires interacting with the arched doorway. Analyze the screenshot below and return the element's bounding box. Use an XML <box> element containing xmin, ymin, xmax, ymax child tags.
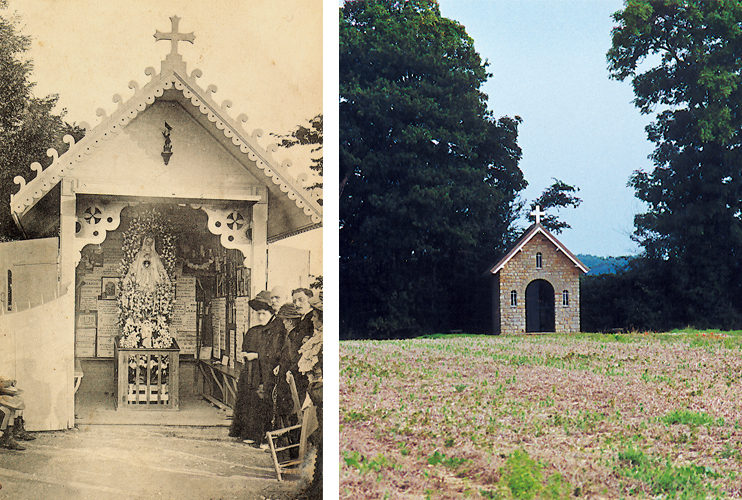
<box><xmin>525</xmin><ymin>279</ymin><xmax>555</xmax><ymax>333</ymax></box>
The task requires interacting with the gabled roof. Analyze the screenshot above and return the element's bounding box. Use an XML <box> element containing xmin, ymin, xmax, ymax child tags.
<box><xmin>11</xmin><ymin>17</ymin><xmax>321</xmax><ymax>242</ymax></box>
<box><xmin>488</xmin><ymin>223</ymin><xmax>589</xmax><ymax>275</ymax></box>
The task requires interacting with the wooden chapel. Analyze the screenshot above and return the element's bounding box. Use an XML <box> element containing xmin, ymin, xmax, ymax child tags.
<box><xmin>0</xmin><ymin>17</ymin><xmax>322</xmax><ymax>430</ymax></box>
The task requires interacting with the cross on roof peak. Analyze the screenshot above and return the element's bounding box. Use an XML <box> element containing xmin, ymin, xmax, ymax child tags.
<box><xmin>154</xmin><ymin>16</ymin><xmax>195</xmax><ymax>60</ymax></box>
<box><xmin>531</xmin><ymin>205</ymin><xmax>546</xmax><ymax>225</ymax></box>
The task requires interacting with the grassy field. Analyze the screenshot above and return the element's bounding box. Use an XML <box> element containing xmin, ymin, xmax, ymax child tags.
<box><xmin>339</xmin><ymin>331</ymin><xmax>742</xmax><ymax>499</ymax></box>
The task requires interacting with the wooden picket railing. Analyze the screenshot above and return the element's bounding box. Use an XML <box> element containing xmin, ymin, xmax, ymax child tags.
<box><xmin>114</xmin><ymin>338</ymin><xmax>180</xmax><ymax>411</ymax></box>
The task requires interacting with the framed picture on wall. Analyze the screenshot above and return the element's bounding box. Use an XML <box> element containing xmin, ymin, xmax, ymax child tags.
<box><xmin>100</xmin><ymin>277</ymin><xmax>119</xmax><ymax>300</ymax></box>
<box><xmin>199</xmin><ymin>346</ymin><xmax>212</xmax><ymax>360</ymax></box>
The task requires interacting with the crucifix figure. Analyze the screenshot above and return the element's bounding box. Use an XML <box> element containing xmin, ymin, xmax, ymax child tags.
<box><xmin>531</xmin><ymin>205</ymin><xmax>545</xmax><ymax>225</ymax></box>
<box><xmin>154</xmin><ymin>16</ymin><xmax>195</xmax><ymax>57</ymax></box>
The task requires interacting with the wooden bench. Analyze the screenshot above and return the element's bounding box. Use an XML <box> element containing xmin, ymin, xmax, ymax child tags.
<box><xmin>197</xmin><ymin>359</ymin><xmax>242</xmax><ymax>409</ymax></box>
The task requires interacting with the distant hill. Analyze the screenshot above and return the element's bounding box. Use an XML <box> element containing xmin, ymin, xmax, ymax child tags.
<box><xmin>577</xmin><ymin>254</ymin><xmax>633</xmax><ymax>275</ymax></box>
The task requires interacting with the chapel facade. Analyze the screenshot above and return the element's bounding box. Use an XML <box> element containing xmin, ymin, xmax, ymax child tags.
<box><xmin>0</xmin><ymin>17</ymin><xmax>321</xmax><ymax>430</ymax></box>
<box><xmin>489</xmin><ymin>211</ymin><xmax>588</xmax><ymax>335</ymax></box>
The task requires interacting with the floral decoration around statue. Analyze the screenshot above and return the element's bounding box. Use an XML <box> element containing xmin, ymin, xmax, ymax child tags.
<box><xmin>117</xmin><ymin>208</ymin><xmax>177</xmax><ymax>350</ymax></box>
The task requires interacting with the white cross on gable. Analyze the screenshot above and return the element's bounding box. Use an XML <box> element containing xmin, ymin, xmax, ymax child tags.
<box><xmin>531</xmin><ymin>205</ymin><xmax>545</xmax><ymax>225</ymax></box>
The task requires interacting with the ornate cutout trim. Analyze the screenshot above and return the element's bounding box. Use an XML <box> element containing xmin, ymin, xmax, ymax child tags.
<box><xmin>74</xmin><ymin>201</ymin><xmax>129</xmax><ymax>267</ymax></box>
<box><xmin>12</xmin><ymin>43</ymin><xmax>321</xmax><ymax>227</ymax></box>
<box><xmin>192</xmin><ymin>204</ymin><xmax>253</xmax><ymax>267</ymax></box>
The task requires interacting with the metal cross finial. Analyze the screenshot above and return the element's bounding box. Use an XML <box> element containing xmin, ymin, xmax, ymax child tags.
<box><xmin>154</xmin><ymin>16</ymin><xmax>195</xmax><ymax>57</ymax></box>
<box><xmin>531</xmin><ymin>205</ymin><xmax>546</xmax><ymax>225</ymax></box>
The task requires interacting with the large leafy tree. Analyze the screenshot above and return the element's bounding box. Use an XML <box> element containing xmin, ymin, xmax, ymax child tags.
<box><xmin>608</xmin><ymin>0</ymin><xmax>742</xmax><ymax>328</ymax></box>
<box><xmin>340</xmin><ymin>0</ymin><xmax>526</xmax><ymax>337</ymax></box>
<box><xmin>0</xmin><ymin>2</ymin><xmax>84</xmax><ymax>241</ymax></box>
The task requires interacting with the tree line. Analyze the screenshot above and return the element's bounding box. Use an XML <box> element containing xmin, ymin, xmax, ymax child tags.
<box><xmin>583</xmin><ymin>0</ymin><xmax>742</xmax><ymax>333</ymax></box>
<box><xmin>340</xmin><ymin>0</ymin><xmax>580</xmax><ymax>338</ymax></box>
<box><xmin>0</xmin><ymin>1</ymin><xmax>84</xmax><ymax>241</ymax></box>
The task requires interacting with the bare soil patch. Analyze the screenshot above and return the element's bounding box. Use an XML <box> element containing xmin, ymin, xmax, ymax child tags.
<box><xmin>339</xmin><ymin>332</ymin><xmax>742</xmax><ymax>499</ymax></box>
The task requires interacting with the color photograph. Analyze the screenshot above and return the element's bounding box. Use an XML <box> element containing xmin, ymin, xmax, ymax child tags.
<box><xmin>339</xmin><ymin>1</ymin><xmax>742</xmax><ymax>498</ymax></box>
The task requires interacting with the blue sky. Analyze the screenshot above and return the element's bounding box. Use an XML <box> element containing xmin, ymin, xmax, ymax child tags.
<box><xmin>437</xmin><ymin>0</ymin><xmax>653</xmax><ymax>257</ymax></box>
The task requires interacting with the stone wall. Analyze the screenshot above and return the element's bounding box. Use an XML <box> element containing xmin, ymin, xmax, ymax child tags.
<box><xmin>497</xmin><ymin>234</ymin><xmax>581</xmax><ymax>335</ymax></box>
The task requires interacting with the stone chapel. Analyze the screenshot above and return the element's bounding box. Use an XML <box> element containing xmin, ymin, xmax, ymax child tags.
<box><xmin>0</xmin><ymin>17</ymin><xmax>321</xmax><ymax>430</ymax></box>
<box><xmin>489</xmin><ymin>208</ymin><xmax>588</xmax><ymax>335</ymax></box>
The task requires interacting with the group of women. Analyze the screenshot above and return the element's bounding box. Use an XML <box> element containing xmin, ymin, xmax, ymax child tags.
<box><xmin>229</xmin><ymin>286</ymin><xmax>323</xmax><ymax>450</ymax></box>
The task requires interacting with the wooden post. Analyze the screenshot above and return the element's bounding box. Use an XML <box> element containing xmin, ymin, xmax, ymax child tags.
<box><xmin>251</xmin><ymin>192</ymin><xmax>268</xmax><ymax>296</ymax></box>
<box><xmin>59</xmin><ymin>179</ymin><xmax>77</xmax><ymax>426</ymax></box>
<box><xmin>171</xmin><ymin>350</ymin><xmax>180</xmax><ymax>409</ymax></box>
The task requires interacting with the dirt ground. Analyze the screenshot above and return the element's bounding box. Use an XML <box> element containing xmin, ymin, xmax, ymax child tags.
<box><xmin>340</xmin><ymin>333</ymin><xmax>742</xmax><ymax>498</ymax></box>
<box><xmin>0</xmin><ymin>424</ymin><xmax>312</xmax><ymax>500</ymax></box>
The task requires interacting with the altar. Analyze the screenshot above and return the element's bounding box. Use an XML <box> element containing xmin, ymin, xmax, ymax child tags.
<box><xmin>114</xmin><ymin>339</ymin><xmax>180</xmax><ymax>410</ymax></box>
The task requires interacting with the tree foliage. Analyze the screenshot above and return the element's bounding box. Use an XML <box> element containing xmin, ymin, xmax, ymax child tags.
<box><xmin>340</xmin><ymin>0</ymin><xmax>526</xmax><ymax>337</ymax></box>
<box><xmin>275</xmin><ymin>114</ymin><xmax>323</xmax><ymax>205</ymax></box>
<box><xmin>0</xmin><ymin>4</ymin><xmax>85</xmax><ymax>241</ymax></box>
<box><xmin>606</xmin><ymin>0</ymin><xmax>742</xmax><ymax>329</ymax></box>
<box><xmin>581</xmin><ymin>260</ymin><xmax>676</xmax><ymax>333</ymax></box>
<box><xmin>528</xmin><ymin>179</ymin><xmax>581</xmax><ymax>234</ymax></box>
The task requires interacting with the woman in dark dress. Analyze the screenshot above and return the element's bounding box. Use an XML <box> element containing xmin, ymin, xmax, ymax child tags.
<box><xmin>229</xmin><ymin>291</ymin><xmax>273</xmax><ymax>445</ymax></box>
<box><xmin>272</xmin><ymin>303</ymin><xmax>303</xmax><ymax>431</ymax></box>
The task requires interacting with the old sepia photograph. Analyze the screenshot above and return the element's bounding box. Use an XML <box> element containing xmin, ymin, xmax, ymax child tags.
<box><xmin>0</xmin><ymin>1</ymin><xmax>322</xmax><ymax>498</ymax></box>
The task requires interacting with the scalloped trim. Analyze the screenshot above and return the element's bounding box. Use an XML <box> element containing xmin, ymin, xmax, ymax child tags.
<box><xmin>12</xmin><ymin>63</ymin><xmax>321</xmax><ymax>226</ymax></box>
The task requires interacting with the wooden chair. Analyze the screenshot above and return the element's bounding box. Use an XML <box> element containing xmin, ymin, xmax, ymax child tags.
<box><xmin>266</xmin><ymin>405</ymin><xmax>318</xmax><ymax>481</ymax></box>
<box><xmin>265</xmin><ymin>373</ymin><xmax>319</xmax><ymax>481</ymax></box>
<box><xmin>265</xmin><ymin>422</ymin><xmax>303</xmax><ymax>481</ymax></box>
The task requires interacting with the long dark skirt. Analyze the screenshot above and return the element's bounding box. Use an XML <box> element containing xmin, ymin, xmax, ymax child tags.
<box><xmin>229</xmin><ymin>372</ymin><xmax>268</xmax><ymax>443</ymax></box>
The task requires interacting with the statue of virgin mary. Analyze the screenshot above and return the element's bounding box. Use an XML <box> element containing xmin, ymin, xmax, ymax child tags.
<box><xmin>123</xmin><ymin>234</ymin><xmax>170</xmax><ymax>293</ymax></box>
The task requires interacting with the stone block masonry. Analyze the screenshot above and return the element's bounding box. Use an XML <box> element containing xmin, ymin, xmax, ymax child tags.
<box><xmin>497</xmin><ymin>234</ymin><xmax>581</xmax><ymax>335</ymax></box>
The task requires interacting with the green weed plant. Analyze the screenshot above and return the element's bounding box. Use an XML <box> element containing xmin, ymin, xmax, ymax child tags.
<box><xmin>661</xmin><ymin>409</ymin><xmax>723</xmax><ymax>428</ymax></box>
<box><xmin>343</xmin><ymin>450</ymin><xmax>397</xmax><ymax>477</ymax></box>
<box><xmin>343</xmin><ymin>409</ymin><xmax>369</xmax><ymax>422</ymax></box>
<box><xmin>427</xmin><ymin>450</ymin><xmax>469</xmax><ymax>469</ymax></box>
<box><xmin>616</xmin><ymin>447</ymin><xmax>720</xmax><ymax>498</ymax></box>
<box><xmin>483</xmin><ymin>450</ymin><xmax>572</xmax><ymax>500</ymax></box>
